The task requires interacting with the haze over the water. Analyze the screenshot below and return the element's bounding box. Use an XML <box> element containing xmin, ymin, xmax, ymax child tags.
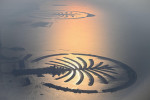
<box><xmin>0</xmin><ymin>0</ymin><xmax>150</xmax><ymax>100</ymax></box>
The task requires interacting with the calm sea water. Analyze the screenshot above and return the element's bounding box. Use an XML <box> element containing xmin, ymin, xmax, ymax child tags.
<box><xmin>0</xmin><ymin>0</ymin><xmax>150</xmax><ymax>100</ymax></box>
